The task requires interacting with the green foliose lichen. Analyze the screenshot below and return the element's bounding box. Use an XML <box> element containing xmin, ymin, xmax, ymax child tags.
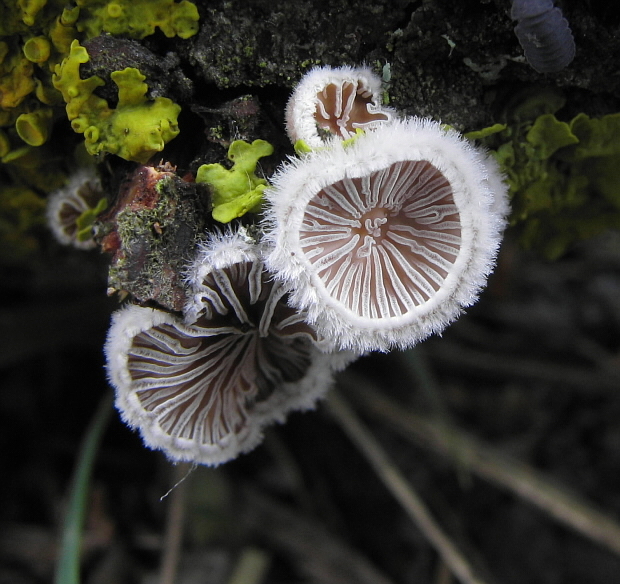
<box><xmin>15</xmin><ymin>106</ymin><xmax>54</xmax><ymax>145</ymax></box>
<box><xmin>0</xmin><ymin>0</ymin><xmax>198</xmax><ymax>148</ymax></box>
<box><xmin>196</xmin><ymin>139</ymin><xmax>274</xmax><ymax>223</ymax></box>
<box><xmin>0</xmin><ymin>0</ymin><xmax>199</xmax><ymax>264</ymax></box>
<box><xmin>1</xmin><ymin>3</ymin><xmax>80</xmax><ymax>127</ymax></box>
<box><xmin>75</xmin><ymin>0</ymin><xmax>199</xmax><ymax>40</ymax></box>
<box><xmin>470</xmin><ymin>94</ymin><xmax>620</xmax><ymax>259</ymax></box>
<box><xmin>0</xmin><ymin>39</ymin><xmax>37</xmax><ymax>110</ymax></box>
<box><xmin>52</xmin><ymin>40</ymin><xmax>181</xmax><ymax>163</ymax></box>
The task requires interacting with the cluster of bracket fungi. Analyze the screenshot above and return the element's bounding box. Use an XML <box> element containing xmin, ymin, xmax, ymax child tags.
<box><xmin>48</xmin><ymin>65</ymin><xmax>509</xmax><ymax>466</ymax></box>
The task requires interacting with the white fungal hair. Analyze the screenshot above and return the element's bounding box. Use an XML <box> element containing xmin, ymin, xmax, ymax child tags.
<box><xmin>183</xmin><ymin>225</ymin><xmax>260</xmax><ymax>324</ymax></box>
<box><xmin>285</xmin><ymin>65</ymin><xmax>394</xmax><ymax>148</ymax></box>
<box><xmin>46</xmin><ymin>166</ymin><xmax>103</xmax><ymax>250</ymax></box>
<box><xmin>263</xmin><ymin>117</ymin><xmax>509</xmax><ymax>353</ymax></box>
<box><xmin>105</xmin><ymin>229</ymin><xmax>353</xmax><ymax>466</ymax></box>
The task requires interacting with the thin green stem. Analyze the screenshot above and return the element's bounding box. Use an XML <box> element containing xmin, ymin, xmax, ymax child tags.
<box><xmin>55</xmin><ymin>391</ymin><xmax>114</xmax><ymax>584</ymax></box>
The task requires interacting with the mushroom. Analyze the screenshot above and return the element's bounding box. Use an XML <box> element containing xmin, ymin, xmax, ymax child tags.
<box><xmin>105</xmin><ymin>228</ymin><xmax>350</xmax><ymax>466</ymax></box>
<box><xmin>46</xmin><ymin>166</ymin><xmax>106</xmax><ymax>250</ymax></box>
<box><xmin>285</xmin><ymin>65</ymin><xmax>394</xmax><ymax>149</ymax></box>
<box><xmin>263</xmin><ymin>117</ymin><xmax>509</xmax><ymax>353</ymax></box>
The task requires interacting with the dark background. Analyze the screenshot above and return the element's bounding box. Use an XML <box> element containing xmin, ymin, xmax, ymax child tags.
<box><xmin>2</xmin><ymin>1</ymin><xmax>620</xmax><ymax>582</ymax></box>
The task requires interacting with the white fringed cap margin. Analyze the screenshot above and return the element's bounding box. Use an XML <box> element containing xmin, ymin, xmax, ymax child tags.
<box><xmin>285</xmin><ymin>64</ymin><xmax>394</xmax><ymax>148</ymax></box>
<box><xmin>183</xmin><ymin>226</ymin><xmax>259</xmax><ymax>324</ymax></box>
<box><xmin>105</xmin><ymin>227</ymin><xmax>354</xmax><ymax>466</ymax></box>
<box><xmin>46</xmin><ymin>166</ymin><xmax>103</xmax><ymax>250</ymax></box>
<box><xmin>105</xmin><ymin>304</ymin><xmax>264</xmax><ymax>466</ymax></box>
<box><xmin>263</xmin><ymin>117</ymin><xmax>509</xmax><ymax>353</ymax></box>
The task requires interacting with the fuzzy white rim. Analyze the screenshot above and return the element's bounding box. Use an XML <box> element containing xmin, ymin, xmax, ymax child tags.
<box><xmin>46</xmin><ymin>166</ymin><xmax>102</xmax><ymax>250</ymax></box>
<box><xmin>105</xmin><ymin>305</ymin><xmax>264</xmax><ymax>466</ymax></box>
<box><xmin>263</xmin><ymin>117</ymin><xmax>509</xmax><ymax>353</ymax></box>
<box><xmin>285</xmin><ymin>64</ymin><xmax>394</xmax><ymax>148</ymax></box>
<box><xmin>105</xmin><ymin>303</ymin><xmax>356</xmax><ymax>465</ymax></box>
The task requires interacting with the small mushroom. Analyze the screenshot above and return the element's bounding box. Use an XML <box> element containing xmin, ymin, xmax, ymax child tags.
<box><xmin>285</xmin><ymin>65</ymin><xmax>394</xmax><ymax>149</ymax></box>
<box><xmin>263</xmin><ymin>117</ymin><xmax>509</xmax><ymax>353</ymax></box>
<box><xmin>46</xmin><ymin>167</ymin><xmax>106</xmax><ymax>250</ymax></box>
<box><xmin>106</xmin><ymin>228</ymin><xmax>350</xmax><ymax>466</ymax></box>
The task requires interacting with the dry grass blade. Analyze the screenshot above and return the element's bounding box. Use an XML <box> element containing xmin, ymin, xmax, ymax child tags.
<box><xmin>426</xmin><ymin>340</ymin><xmax>620</xmax><ymax>393</ymax></box>
<box><xmin>340</xmin><ymin>372</ymin><xmax>620</xmax><ymax>557</ymax></box>
<box><xmin>327</xmin><ymin>391</ymin><xmax>491</xmax><ymax>584</ymax></box>
<box><xmin>158</xmin><ymin>463</ymin><xmax>194</xmax><ymax>584</ymax></box>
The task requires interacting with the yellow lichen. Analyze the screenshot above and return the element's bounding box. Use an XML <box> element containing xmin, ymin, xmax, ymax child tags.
<box><xmin>47</xmin><ymin>6</ymin><xmax>80</xmax><ymax>64</ymax></box>
<box><xmin>18</xmin><ymin>0</ymin><xmax>49</xmax><ymax>27</ymax></box>
<box><xmin>75</xmin><ymin>0</ymin><xmax>199</xmax><ymax>40</ymax></box>
<box><xmin>196</xmin><ymin>140</ymin><xmax>274</xmax><ymax>223</ymax></box>
<box><xmin>15</xmin><ymin>107</ymin><xmax>53</xmax><ymax>146</ymax></box>
<box><xmin>23</xmin><ymin>35</ymin><xmax>52</xmax><ymax>63</ymax></box>
<box><xmin>53</xmin><ymin>40</ymin><xmax>181</xmax><ymax>163</ymax></box>
<box><xmin>0</xmin><ymin>40</ymin><xmax>37</xmax><ymax>109</ymax></box>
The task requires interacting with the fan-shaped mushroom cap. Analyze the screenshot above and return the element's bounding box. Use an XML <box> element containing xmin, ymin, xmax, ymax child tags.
<box><xmin>263</xmin><ymin>117</ymin><xmax>509</xmax><ymax>353</ymax></box>
<box><xmin>285</xmin><ymin>65</ymin><xmax>394</xmax><ymax>148</ymax></box>
<box><xmin>105</xmin><ymin>229</ymin><xmax>350</xmax><ymax>466</ymax></box>
<box><xmin>46</xmin><ymin>167</ymin><xmax>104</xmax><ymax>250</ymax></box>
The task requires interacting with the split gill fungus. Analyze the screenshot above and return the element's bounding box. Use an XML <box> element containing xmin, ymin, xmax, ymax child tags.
<box><xmin>264</xmin><ymin>117</ymin><xmax>509</xmax><ymax>353</ymax></box>
<box><xmin>106</xmin><ymin>230</ymin><xmax>343</xmax><ymax>466</ymax></box>
<box><xmin>314</xmin><ymin>78</ymin><xmax>391</xmax><ymax>140</ymax></box>
<box><xmin>285</xmin><ymin>65</ymin><xmax>394</xmax><ymax>148</ymax></box>
<box><xmin>47</xmin><ymin>167</ymin><xmax>106</xmax><ymax>250</ymax></box>
<box><xmin>299</xmin><ymin>159</ymin><xmax>461</xmax><ymax>318</ymax></box>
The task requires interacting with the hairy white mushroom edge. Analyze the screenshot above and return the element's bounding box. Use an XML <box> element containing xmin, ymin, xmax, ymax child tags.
<box><xmin>285</xmin><ymin>64</ymin><xmax>394</xmax><ymax>148</ymax></box>
<box><xmin>104</xmin><ymin>304</ymin><xmax>263</xmax><ymax>466</ymax></box>
<box><xmin>263</xmin><ymin>117</ymin><xmax>510</xmax><ymax>353</ymax></box>
<box><xmin>46</xmin><ymin>166</ymin><xmax>102</xmax><ymax>250</ymax></box>
<box><xmin>105</xmin><ymin>228</ymin><xmax>354</xmax><ymax>466</ymax></box>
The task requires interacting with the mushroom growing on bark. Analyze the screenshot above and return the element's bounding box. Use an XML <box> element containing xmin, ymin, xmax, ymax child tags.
<box><xmin>285</xmin><ymin>65</ymin><xmax>394</xmax><ymax>148</ymax></box>
<box><xmin>46</xmin><ymin>166</ymin><xmax>106</xmax><ymax>250</ymax></box>
<box><xmin>264</xmin><ymin>117</ymin><xmax>509</xmax><ymax>353</ymax></box>
<box><xmin>105</xmin><ymin>229</ymin><xmax>350</xmax><ymax>466</ymax></box>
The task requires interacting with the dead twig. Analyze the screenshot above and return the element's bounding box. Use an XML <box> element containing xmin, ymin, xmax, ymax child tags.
<box><xmin>158</xmin><ymin>462</ymin><xmax>193</xmax><ymax>584</ymax></box>
<box><xmin>327</xmin><ymin>391</ymin><xmax>492</xmax><ymax>584</ymax></box>
<box><xmin>340</xmin><ymin>372</ymin><xmax>620</xmax><ymax>557</ymax></box>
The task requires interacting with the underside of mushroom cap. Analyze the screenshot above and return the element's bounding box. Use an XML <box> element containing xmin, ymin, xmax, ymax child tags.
<box><xmin>263</xmin><ymin>117</ymin><xmax>509</xmax><ymax>353</ymax></box>
<box><xmin>46</xmin><ymin>166</ymin><xmax>104</xmax><ymax>250</ymax></box>
<box><xmin>285</xmin><ymin>65</ymin><xmax>394</xmax><ymax>148</ymax></box>
<box><xmin>105</xmin><ymin>229</ymin><xmax>351</xmax><ymax>466</ymax></box>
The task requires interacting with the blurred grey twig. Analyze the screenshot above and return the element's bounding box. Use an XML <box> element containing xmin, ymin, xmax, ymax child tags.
<box><xmin>328</xmin><ymin>391</ymin><xmax>492</xmax><ymax>584</ymax></box>
<box><xmin>339</xmin><ymin>372</ymin><xmax>620</xmax><ymax>557</ymax></box>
